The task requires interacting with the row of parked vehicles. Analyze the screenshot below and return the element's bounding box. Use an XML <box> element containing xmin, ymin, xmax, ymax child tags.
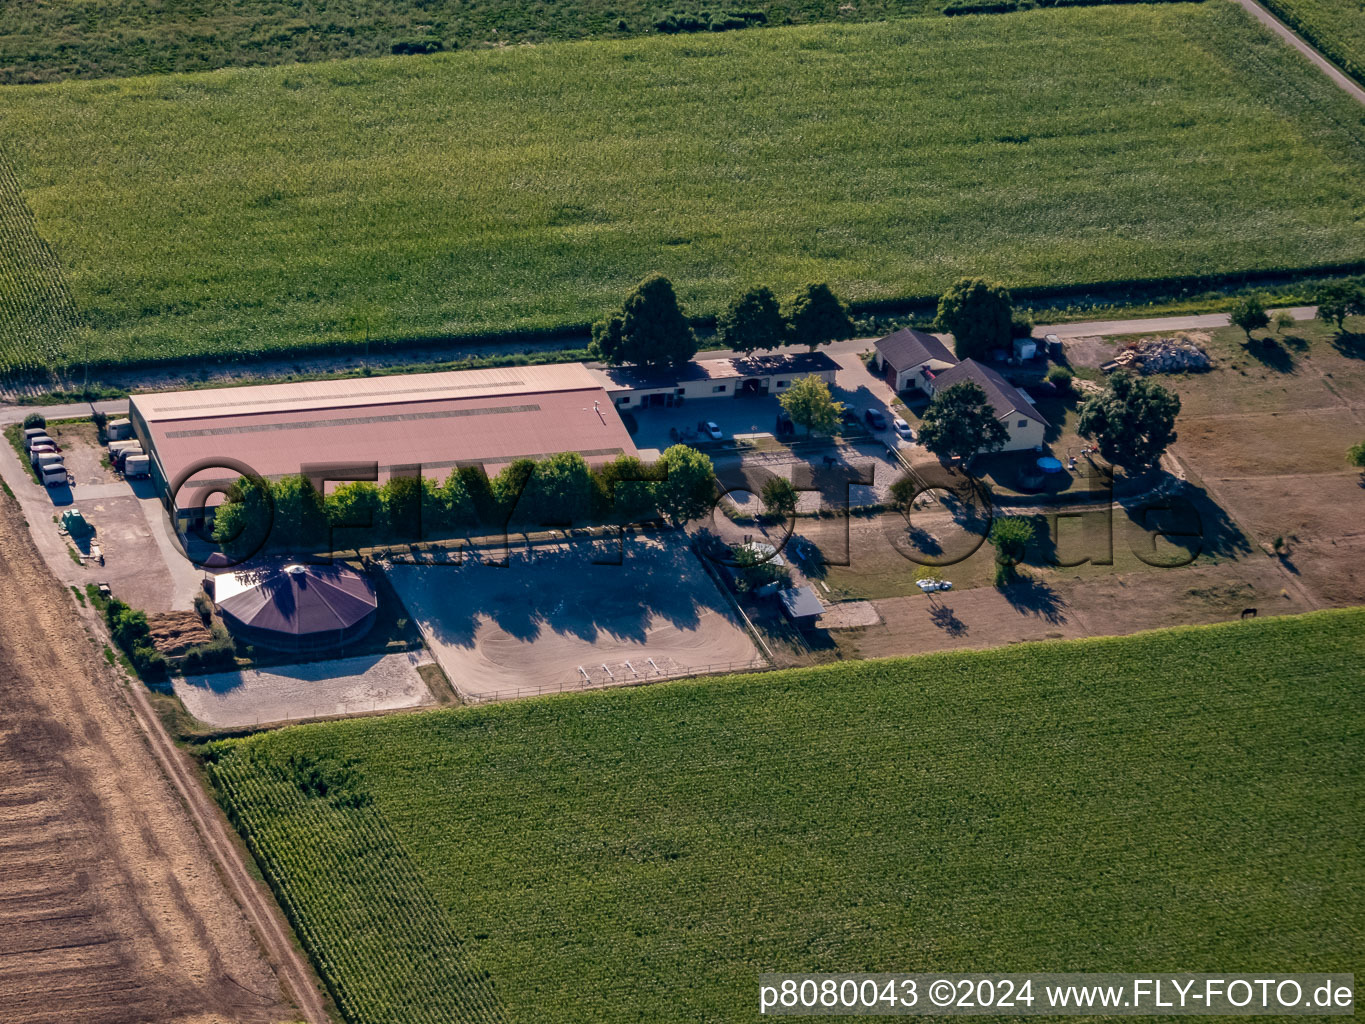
<box><xmin>22</xmin><ymin>420</ymin><xmax>151</xmax><ymax>489</ymax></box>
<box><xmin>23</xmin><ymin>427</ymin><xmax>69</xmax><ymax>487</ymax></box>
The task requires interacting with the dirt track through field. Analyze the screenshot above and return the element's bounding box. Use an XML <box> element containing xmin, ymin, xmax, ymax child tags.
<box><xmin>0</xmin><ymin>491</ymin><xmax>326</xmax><ymax>1024</ymax></box>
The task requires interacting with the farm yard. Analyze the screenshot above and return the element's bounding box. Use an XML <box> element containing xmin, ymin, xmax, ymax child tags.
<box><xmin>806</xmin><ymin>314</ymin><xmax>1365</xmax><ymax>657</ymax></box>
<box><xmin>2</xmin><ymin>3</ymin><xmax>1365</xmax><ymax>372</ymax></box>
<box><xmin>206</xmin><ymin>608</ymin><xmax>1365</xmax><ymax>1024</ymax></box>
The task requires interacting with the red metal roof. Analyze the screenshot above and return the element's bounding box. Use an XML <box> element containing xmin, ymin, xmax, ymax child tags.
<box><xmin>136</xmin><ymin>367</ymin><xmax>638</xmax><ymax>507</ymax></box>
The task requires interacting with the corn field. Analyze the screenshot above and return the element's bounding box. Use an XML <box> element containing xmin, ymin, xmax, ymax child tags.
<box><xmin>209</xmin><ymin>749</ymin><xmax>508</xmax><ymax>1024</ymax></box>
<box><xmin>0</xmin><ymin>154</ymin><xmax>82</xmax><ymax>380</ymax></box>
<box><xmin>0</xmin><ymin>4</ymin><xmax>1363</xmax><ymax>370</ymax></box>
<box><xmin>207</xmin><ymin>608</ymin><xmax>1365</xmax><ymax>1024</ymax></box>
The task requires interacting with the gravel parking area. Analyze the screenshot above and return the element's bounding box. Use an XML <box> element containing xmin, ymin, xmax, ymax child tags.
<box><xmin>175</xmin><ymin>650</ymin><xmax>435</xmax><ymax>727</ymax></box>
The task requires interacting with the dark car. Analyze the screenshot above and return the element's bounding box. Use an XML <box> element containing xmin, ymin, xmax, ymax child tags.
<box><xmin>840</xmin><ymin>408</ymin><xmax>859</xmax><ymax>426</ymax></box>
<box><xmin>864</xmin><ymin>408</ymin><xmax>888</xmax><ymax>430</ymax></box>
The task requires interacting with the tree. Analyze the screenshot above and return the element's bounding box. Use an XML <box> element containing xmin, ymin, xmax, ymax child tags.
<box><xmin>989</xmin><ymin>516</ymin><xmax>1035</xmax><ymax>567</ymax></box>
<box><xmin>325</xmin><ymin>481</ymin><xmax>381</xmax><ymax>546</ymax></box>
<box><xmin>786</xmin><ymin>283</ymin><xmax>854</xmax><ymax>352</ymax></box>
<box><xmin>491</xmin><ymin>458</ymin><xmax>537</xmax><ymax>524</ymax></box>
<box><xmin>589</xmin><ymin>313</ymin><xmax>626</xmax><ymax>364</ymax></box>
<box><xmin>717</xmin><ymin>285</ymin><xmax>787</xmax><ymax>355</ymax></box>
<box><xmin>1077</xmin><ymin>369</ymin><xmax>1181</xmax><ymax>469</ymax></box>
<box><xmin>270</xmin><ymin>474</ymin><xmax>327</xmax><ymax>551</ymax></box>
<box><xmin>591</xmin><ymin>274</ymin><xmax>697</xmax><ymax>368</ymax></box>
<box><xmin>936</xmin><ymin>277</ymin><xmax>1013</xmax><ymax>360</ymax></box>
<box><xmin>1348</xmin><ymin>440</ymin><xmax>1365</xmax><ymax>470</ymax></box>
<box><xmin>654</xmin><ymin>444</ymin><xmax>716</xmax><ymax>526</ymax></box>
<box><xmin>523</xmin><ymin>451</ymin><xmax>594</xmax><ymax>525</ymax></box>
<box><xmin>760</xmin><ymin>476</ymin><xmax>798</xmax><ymax>519</ymax></box>
<box><xmin>1230</xmin><ymin>294</ymin><xmax>1270</xmax><ymax>341</ymax></box>
<box><xmin>1317</xmin><ymin>281</ymin><xmax>1365</xmax><ymax>330</ymax></box>
<box><xmin>917</xmin><ymin>381</ymin><xmax>1009</xmax><ymax>462</ymax></box>
<box><xmin>211</xmin><ymin>475</ymin><xmax>273</xmax><ymax>555</ymax></box>
<box><xmin>379</xmin><ymin>473</ymin><xmax>424</xmax><ymax>539</ymax></box>
<box><xmin>778</xmin><ymin>374</ymin><xmax>843</xmax><ymax>435</ymax></box>
<box><xmin>594</xmin><ymin>454</ymin><xmax>662</xmax><ymax>523</ymax></box>
<box><xmin>423</xmin><ymin>469</ymin><xmax>475</xmax><ymax>535</ymax></box>
<box><xmin>730</xmin><ymin>544</ymin><xmax>791</xmax><ymax>593</ymax></box>
<box><xmin>22</xmin><ymin>412</ymin><xmax>45</xmax><ymax>430</ymax></box>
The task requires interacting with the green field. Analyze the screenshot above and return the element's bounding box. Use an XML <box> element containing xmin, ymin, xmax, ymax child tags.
<box><xmin>1260</xmin><ymin>0</ymin><xmax>1365</xmax><ymax>84</ymax></box>
<box><xmin>207</xmin><ymin>608</ymin><xmax>1365</xmax><ymax>1024</ymax></box>
<box><xmin>0</xmin><ymin>0</ymin><xmax>939</xmax><ymax>83</ymax></box>
<box><xmin>1</xmin><ymin>3</ymin><xmax>1364</xmax><ymax>373</ymax></box>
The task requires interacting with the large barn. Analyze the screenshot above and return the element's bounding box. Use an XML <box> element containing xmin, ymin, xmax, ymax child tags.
<box><xmin>128</xmin><ymin>363</ymin><xmax>639</xmax><ymax>523</ymax></box>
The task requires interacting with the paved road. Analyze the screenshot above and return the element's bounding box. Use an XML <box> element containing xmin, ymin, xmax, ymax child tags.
<box><xmin>1234</xmin><ymin>0</ymin><xmax>1365</xmax><ymax>105</ymax></box>
<box><xmin>1029</xmin><ymin>305</ymin><xmax>1317</xmax><ymax>340</ymax></box>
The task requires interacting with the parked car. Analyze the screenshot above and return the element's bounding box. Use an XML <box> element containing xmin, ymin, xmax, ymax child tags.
<box><xmin>40</xmin><ymin>462</ymin><xmax>67</xmax><ymax>487</ymax></box>
<box><xmin>704</xmin><ymin>421</ymin><xmax>723</xmax><ymax>440</ymax></box>
<box><xmin>893</xmin><ymin>417</ymin><xmax>914</xmax><ymax>440</ymax></box>
<box><xmin>916</xmin><ymin>578</ymin><xmax>953</xmax><ymax>593</ymax></box>
<box><xmin>864</xmin><ymin>408</ymin><xmax>888</xmax><ymax>430</ymax></box>
<box><xmin>840</xmin><ymin>408</ymin><xmax>859</xmax><ymax>426</ymax></box>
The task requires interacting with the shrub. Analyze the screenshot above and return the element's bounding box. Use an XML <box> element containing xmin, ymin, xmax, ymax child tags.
<box><xmin>390</xmin><ymin>37</ymin><xmax>443</xmax><ymax>55</ymax></box>
<box><xmin>760</xmin><ymin>476</ymin><xmax>799</xmax><ymax>519</ymax></box>
<box><xmin>1045</xmin><ymin>365</ymin><xmax>1074</xmax><ymax>394</ymax></box>
<box><xmin>22</xmin><ymin>412</ymin><xmax>45</xmax><ymax>430</ymax></box>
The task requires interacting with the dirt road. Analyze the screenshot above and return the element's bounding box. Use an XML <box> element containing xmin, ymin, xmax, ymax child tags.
<box><xmin>0</xmin><ymin>489</ymin><xmax>329</xmax><ymax>1024</ymax></box>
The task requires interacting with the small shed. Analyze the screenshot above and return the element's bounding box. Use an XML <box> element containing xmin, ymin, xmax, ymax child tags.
<box><xmin>778</xmin><ymin>585</ymin><xmax>825</xmax><ymax>627</ymax></box>
<box><xmin>106</xmin><ymin>418</ymin><xmax>133</xmax><ymax>441</ymax></box>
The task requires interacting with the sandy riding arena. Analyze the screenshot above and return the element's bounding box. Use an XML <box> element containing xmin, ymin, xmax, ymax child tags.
<box><xmin>386</xmin><ymin>534</ymin><xmax>762</xmax><ymax>699</ymax></box>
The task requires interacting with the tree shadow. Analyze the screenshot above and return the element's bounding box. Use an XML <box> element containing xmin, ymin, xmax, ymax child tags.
<box><xmin>928</xmin><ymin>601</ymin><xmax>968</xmax><ymax>637</ymax></box>
<box><xmin>1122</xmin><ymin>482</ymin><xmax>1251</xmax><ymax>563</ymax></box>
<box><xmin>1279</xmin><ymin>332</ymin><xmax>1309</xmax><ymax>353</ymax></box>
<box><xmin>999</xmin><ymin>573</ymin><xmax>1068</xmax><ymax>624</ymax></box>
<box><xmin>1242</xmin><ymin>336</ymin><xmax>1294</xmax><ymax>373</ymax></box>
<box><xmin>1330</xmin><ymin>331</ymin><xmax>1365</xmax><ymax>359</ymax></box>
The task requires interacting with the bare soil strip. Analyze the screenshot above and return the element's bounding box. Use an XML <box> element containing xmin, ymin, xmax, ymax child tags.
<box><xmin>0</xmin><ymin>488</ymin><xmax>327</xmax><ymax>1024</ymax></box>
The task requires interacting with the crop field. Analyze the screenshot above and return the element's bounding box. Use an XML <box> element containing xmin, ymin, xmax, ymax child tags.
<box><xmin>0</xmin><ymin>0</ymin><xmax>943</xmax><ymax>84</ymax></box>
<box><xmin>0</xmin><ymin>153</ymin><xmax>83</xmax><ymax>376</ymax></box>
<box><xmin>1</xmin><ymin>3</ymin><xmax>1364</xmax><ymax>372</ymax></box>
<box><xmin>207</xmin><ymin>608</ymin><xmax>1365</xmax><ymax>1024</ymax></box>
<box><xmin>1259</xmin><ymin>0</ymin><xmax>1365</xmax><ymax>84</ymax></box>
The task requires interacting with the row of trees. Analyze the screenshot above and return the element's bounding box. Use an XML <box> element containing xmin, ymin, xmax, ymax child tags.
<box><xmin>1232</xmin><ymin>280</ymin><xmax>1365</xmax><ymax>339</ymax></box>
<box><xmin>211</xmin><ymin>444</ymin><xmax>716</xmax><ymax>555</ymax></box>
<box><xmin>590</xmin><ymin>275</ymin><xmax>856</xmax><ymax>368</ymax></box>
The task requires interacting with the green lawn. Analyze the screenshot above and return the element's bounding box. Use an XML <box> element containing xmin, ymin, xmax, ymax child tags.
<box><xmin>207</xmin><ymin>608</ymin><xmax>1365</xmax><ymax>1024</ymax></box>
<box><xmin>1258</xmin><ymin>0</ymin><xmax>1365</xmax><ymax>84</ymax></box>
<box><xmin>2</xmin><ymin>2</ymin><xmax>1363</xmax><ymax>374</ymax></box>
<box><xmin>0</xmin><ymin>0</ymin><xmax>940</xmax><ymax>84</ymax></box>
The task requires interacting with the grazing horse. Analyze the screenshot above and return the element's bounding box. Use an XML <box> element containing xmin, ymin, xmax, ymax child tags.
<box><xmin>1240</xmin><ymin>607</ymin><xmax>1258</xmax><ymax>619</ymax></box>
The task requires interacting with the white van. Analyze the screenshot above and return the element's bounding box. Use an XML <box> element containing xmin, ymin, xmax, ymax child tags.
<box><xmin>40</xmin><ymin>462</ymin><xmax>68</xmax><ymax>487</ymax></box>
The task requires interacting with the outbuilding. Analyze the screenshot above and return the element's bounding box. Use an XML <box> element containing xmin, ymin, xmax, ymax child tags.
<box><xmin>212</xmin><ymin>562</ymin><xmax>379</xmax><ymax>653</ymax></box>
<box><xmin>872</xmin><ymin>328</ymin><xmax>959</xmax><ymax>393</ymax></box>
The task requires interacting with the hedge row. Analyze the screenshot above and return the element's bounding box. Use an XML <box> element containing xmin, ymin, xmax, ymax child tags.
<box><xmin>944</xmin><ymin>0</ymin><xmax>1202</xmax><ymax>15</ymax></box>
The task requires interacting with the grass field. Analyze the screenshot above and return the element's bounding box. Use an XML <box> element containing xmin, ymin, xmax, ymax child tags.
<box><xmin>0</xmin><ymin>0</ymin><xmax>937</xmax><ymax>84</ymax></box>
<box><xmin>206</xmin><ymin>608</ymin><xmax>1365</xmax><ymax>1024</ymax></box>
<box><xmin>1</xmin><ymin>3</ymin><xmax>1364</xmax><ymax>373</ymax></box>
<box><xmin>1259</xmin><ymin>0</ymin><xmax>1365</xmax><ymax>84</ymax></box>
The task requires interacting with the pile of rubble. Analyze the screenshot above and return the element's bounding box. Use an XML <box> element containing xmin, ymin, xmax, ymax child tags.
<box><xmin>1112</xmin><ymin>334</ymin><xmax>1212</xmax><ymax>374</ymax></box>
